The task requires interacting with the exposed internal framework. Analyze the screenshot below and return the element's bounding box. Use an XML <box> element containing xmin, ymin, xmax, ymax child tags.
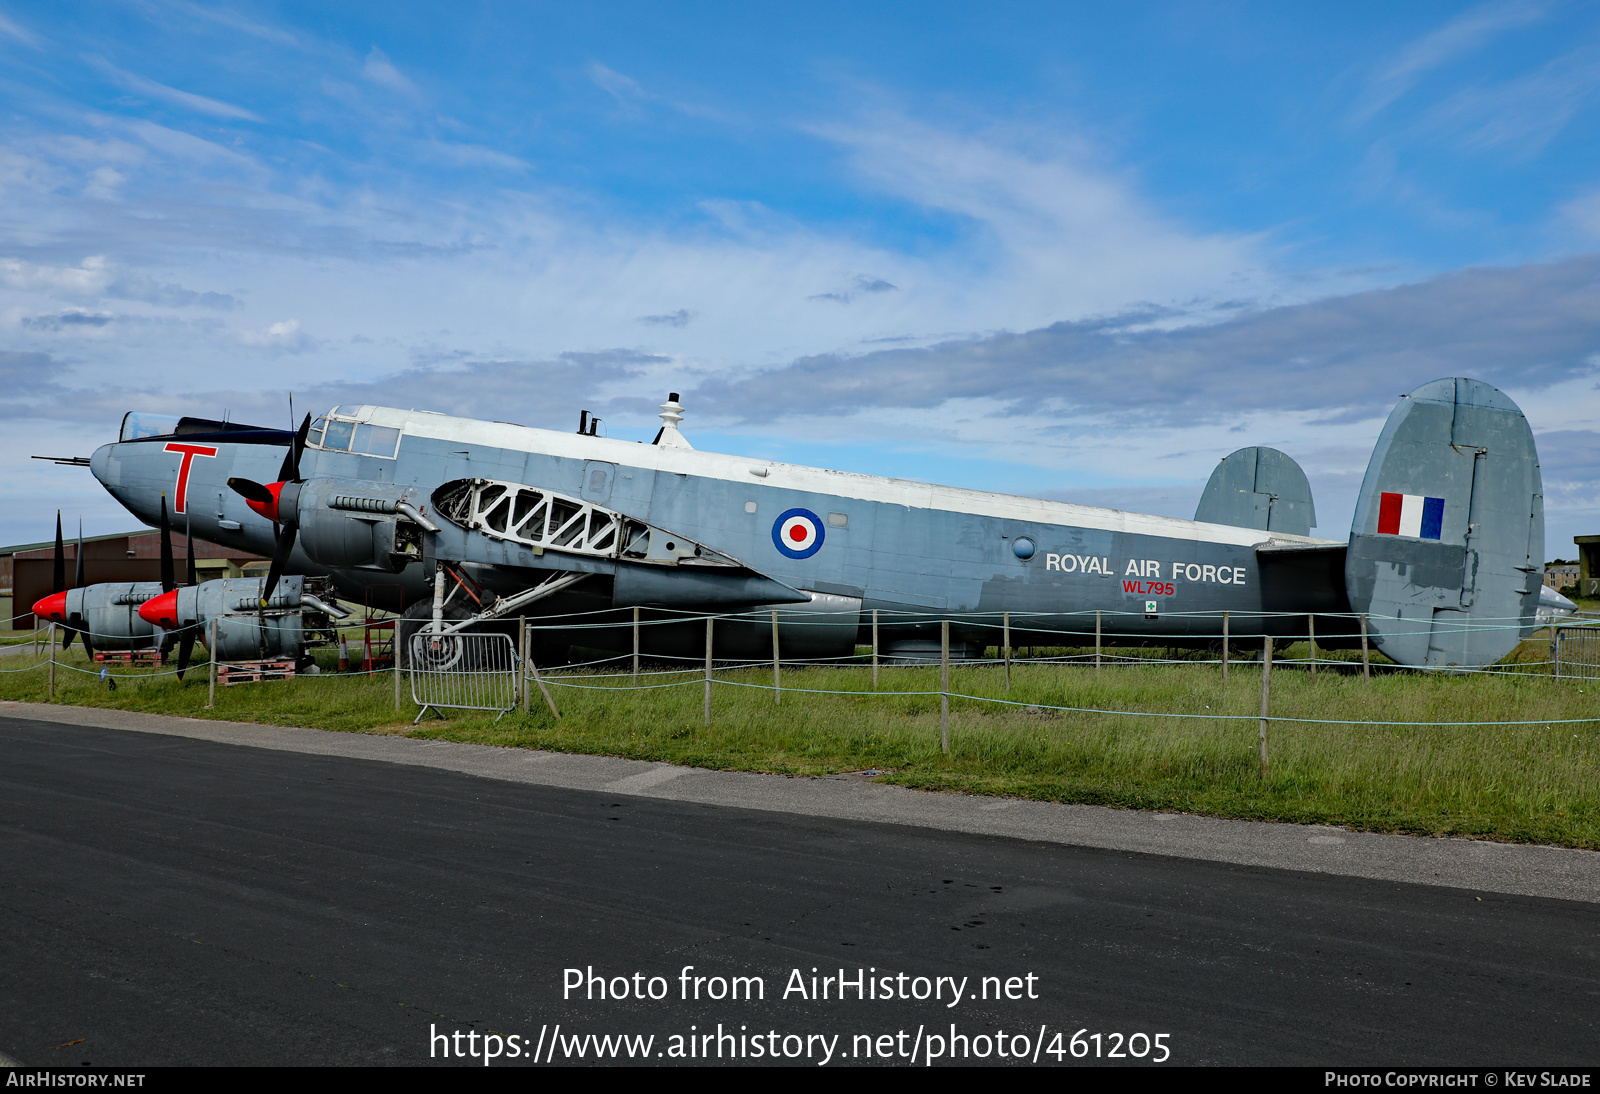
<box><xmin>431</xmin><ymin>478</ymin><xmax>739</xmax><ymax>568</ymax></box>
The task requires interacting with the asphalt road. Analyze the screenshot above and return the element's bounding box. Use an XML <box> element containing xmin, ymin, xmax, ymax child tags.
<box><xmin>2</xmin><ymin>714</ymin><xmax>1598</xmax><ymax>1067</ymax></box>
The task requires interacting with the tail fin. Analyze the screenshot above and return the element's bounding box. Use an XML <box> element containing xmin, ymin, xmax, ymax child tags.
<box><xmin>1345</xmin><ymin>378</ymin><xmax>1543</xmax><ymax>668</ymax></box>
<box><xmin>1194</xmin><ymin>446</ymin><xmax>1315</xmax><ymax>536</ymax></box>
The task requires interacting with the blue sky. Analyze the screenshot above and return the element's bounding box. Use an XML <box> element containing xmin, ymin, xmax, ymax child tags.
<box><xmin>3</xmin><ymin>0</ymin><xmax>1599</xmax><ymax>555</ymax></box>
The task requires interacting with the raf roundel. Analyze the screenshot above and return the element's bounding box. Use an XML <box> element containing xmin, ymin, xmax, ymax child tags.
<box><xmin>773</xmin><ymin>507</ymin><xmax>825</xmax><ymax>560</ymax></box>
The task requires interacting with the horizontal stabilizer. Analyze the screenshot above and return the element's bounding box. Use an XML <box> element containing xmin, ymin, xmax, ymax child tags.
<box><xmin>1195</xmin><ymin>447</ymin><xmax>1315</xmax><ymax>536</ymax></box>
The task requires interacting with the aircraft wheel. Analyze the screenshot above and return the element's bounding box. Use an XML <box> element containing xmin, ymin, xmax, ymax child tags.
<box><xmin>396</xmin><ymin>601</ymin><xmax>482</xmax><ymax>671</ymax></box>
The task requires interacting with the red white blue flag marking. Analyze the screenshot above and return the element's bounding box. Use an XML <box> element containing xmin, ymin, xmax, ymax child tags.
<box><xmin>773</xmin><ymin>508</ymin><xmax>824</xmax><ymax>559</ymax></box>
<box><xmin>1377</xmin><ymin>492</ymin><xmax>1444</xmax><ymax>539</ymax></box>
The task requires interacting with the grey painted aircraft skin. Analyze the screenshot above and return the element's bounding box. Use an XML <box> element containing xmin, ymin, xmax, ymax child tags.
<box><xmin>84</xmin><ymin>377</ymin><xmax>1544</xmax><ymax>668</ymax></box>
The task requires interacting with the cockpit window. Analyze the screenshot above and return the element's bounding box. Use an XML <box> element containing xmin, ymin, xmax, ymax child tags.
<box><xmin>309</xmin><ymin>418</ymin><xmax>400</xmax><ymax>459</ymax></box>
<box><xmin>120</xmin><ymin>412</ymin><xmax>182</xmax><ymax>442</ymax></box>
<box><xmin>321</xmin><ymin>418</ymin><xmax>355</xmax><ymax>451</ymax></box>
<box><xmin>352</xmin><ymin>424</ymin><xmax>400</xmax><ymax>457</ymax></box>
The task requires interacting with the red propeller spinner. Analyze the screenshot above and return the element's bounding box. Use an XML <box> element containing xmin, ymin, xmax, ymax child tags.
<box><xmin>240</xmin><ymin>481</ymin><xmax>286</xmax><ymax>523</ymax></box>
<box><xmin>138</xmin><ymin>589</ymin><xmax>181</xmax><ymax>630</ymax></box>
<box><xmin>31</xmin><ymin>590</ymin><xmax>68</xmax><ymax>622</ymax></box>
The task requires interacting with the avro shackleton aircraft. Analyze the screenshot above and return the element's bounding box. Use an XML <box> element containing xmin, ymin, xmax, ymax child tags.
<box><xmin>58</xmin><ymin>376</ymin><xmax>1543</xmax><ymax>670</ymax></box>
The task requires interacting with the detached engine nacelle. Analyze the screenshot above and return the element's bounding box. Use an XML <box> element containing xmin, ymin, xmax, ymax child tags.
<box><xmin>33</xmin><ymin>583</ymin><xmax>166</xmax><ymax>651</ymax></box>
<box><xmin>279</xmin><ymin>478</ymin><xmax>435</xmax><ymax>573</ymax></box>
<box><xmin>139</xmin><ymin>574</ymin><xmax>346</xmax><ymax>662</ymax></box>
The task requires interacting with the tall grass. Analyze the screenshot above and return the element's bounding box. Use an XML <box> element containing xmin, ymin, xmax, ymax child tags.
<box><xmin>4</xmin><ymin>640</ymin><xmax>1597</xmax><ymax>847</ymax></box>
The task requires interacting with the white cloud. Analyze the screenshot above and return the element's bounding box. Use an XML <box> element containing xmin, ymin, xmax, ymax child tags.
<box><xmin>0</xmin><ymin>255</ymin><xmax>113</xmax><ymax>295</ymax></box>
<box><xmin>1417</xmin><ymin>41</ymin><xmax>1600</xmax><ymax>154</ymax></box>
<box><xmin>813</xmin><ymin>113</ymin><xmax>1276</xmax><ymax>327</ymax></box>
<box><xmin>0</xmin><ymin>9</ymin><xmax>41</xmax><ymax>47</ymax></box>
<box><xmin>239</xmin><ymin>317</ymin><xmax>312</xmax><ymax>350</ymax></box>
<box><xmin>362</xmin><ymin>46</ymin><xmax>418</xmax><ymax>96</ymax></box>
<box><xmin>1352</xmin><ymin>0</ymin><xmax>1552</xmax><ymax>123</ymax></box>
<box><xmin>590</xmin><ymin>62</ymin><xmax>648</xmax><ymax>106</ymax></box>
<box><xmin>87</xmin><ymin>56</ymin><xmax>265</xmax><ymax>122</ymax></box>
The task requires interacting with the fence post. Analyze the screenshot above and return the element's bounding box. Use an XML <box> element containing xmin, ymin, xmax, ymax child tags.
<box><xmin>47</xmin><ymin>623</ymin><xmax>55</xmax><ymax>699</ymax></box>
<box><xmin>632</xmin><ymin>605</ymin><xmax>640</xmax><ymax>687</ymax></box>
<box><xmin>704</xmin><ymin>616</ymin><xmax>713</xmax><ymax>726</ymax></box>
<box><xmin>1003</xmin><ymin>610</ymin><xmax>1011</xmax><ymax>692</ymax></box>
<box><xmin>940</xmin><ymin>619</ymin><xmax>950</xmax><ymax>755</ymax></box>
<box><xmin>1308</xmin><ymin>614</ymin><xmax>1316</xmax><ymax>676</ymax></box>
<box><xmin>1095</xmin><ymin>611</ymin><xmax>1102</xmax><ymax>677</ymax></box>
<box><xmin>871</xmin><ymin>608</ymin><xmax>879</xmax><ymax>691</ymax></box>
<box><xmin>1222</xmin><ymin>610</ymin><xmax>1229</xmax><ymax>683</ymax></box>
<box><xmin>771</xmin><ymin>609</ymin><xmax>781</xmax><ymax>704</ymax></box>
<box><xmin>517</xmin><ymin>616</ymin><xmax>527</xmax><ymax>712</ymax></box>
<box><xmin>1551</xmin><ymin>629</ymin><xmax>1560</xmax><ymax>678</ymax></box>
<box><xmin>394</xmin><ymin>653</ymin><xmax>402</xmax><ymax>712</ymax></box>
<box><xmin>207</xmin><ymin>618</ymin><xmax>217</xmax><ymax>708</ymax></box>
<box><xmin>1360</xmin><ymin>613</ymin><xmax>1371</xmax><ymax>682</ymax></box>
<box><xmin>1258</xmin><ymin>635</ymin><xmax>1272</xmax><ymax>780</ymax></box>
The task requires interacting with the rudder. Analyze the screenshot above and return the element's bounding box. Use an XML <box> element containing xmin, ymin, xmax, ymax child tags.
<box><xmin>1345</xmin><ymin>378</ymin><xmax>1543</xmax><ymax>668</ymax></box>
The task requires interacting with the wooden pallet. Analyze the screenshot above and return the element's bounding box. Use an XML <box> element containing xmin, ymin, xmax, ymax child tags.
<box><xmin>218</xmin><ymin>660</ymin><xmax>297</xmax><ymax>685</ymax></box>
<box><xmin>94</xmin><ymin>649</ymin><xmax>167</xmax><ymax>664</ymax></box>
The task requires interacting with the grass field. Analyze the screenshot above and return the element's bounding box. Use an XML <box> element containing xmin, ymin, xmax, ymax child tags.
<box><xmin>3</xmin><ymin>634</ymin><xmax>1598</xmax><ymax>850</ymax></box>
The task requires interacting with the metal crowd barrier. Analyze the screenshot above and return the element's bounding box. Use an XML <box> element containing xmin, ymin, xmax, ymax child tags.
<box><xmin>409</xmin><ymin>630</ymin><xmax>519</xmax><ymax>722</ymax></box>
<box><xmin>1554</xmin><ymin>627</ymin><xmax>1600</xmax><ymax>681</ymax></box>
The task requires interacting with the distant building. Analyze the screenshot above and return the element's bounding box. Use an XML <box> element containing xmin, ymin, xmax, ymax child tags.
<box><xmin>1577</xmin><ymin>536</ymin><xmax>1600</xmax><ymax>599</ymax></box>
<box><xmin>1545</xmin><ymin>563</ymin><xmax>1579</xmax><ymax>591</ymax></box>
<box><xmin>0</xmin><ymin>530</ymin><xmax>267</xmax><ymax>629</ymax></box>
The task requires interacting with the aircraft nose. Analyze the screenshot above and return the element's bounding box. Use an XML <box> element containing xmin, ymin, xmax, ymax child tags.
<box><xmin>139</xmin><ymin>589</ymin><xmax>180</xmax><ymax>629</ymax></box>
<box><xmin>32</xmin><ymin>590</ymin><xmax>68</xmax><ymax>621</ymax></box>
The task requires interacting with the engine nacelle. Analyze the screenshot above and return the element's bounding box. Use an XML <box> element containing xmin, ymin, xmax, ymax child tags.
<box><xmin>145</xmin><ymin>575</ymin><xmax>342</xmax><ymax>662</ymax></box>
<box><xmin>287</xmin><ymin>478</ymin><xmax>432</xmax><ymax>573</ymax></box>
<box><xmin>34</xmin><ymin>583</ymin><xmax>166</xmax><ymax>650</ymax></box>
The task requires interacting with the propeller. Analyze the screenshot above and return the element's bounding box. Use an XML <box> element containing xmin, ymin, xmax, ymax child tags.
<box><xmin>158</xmin><ymin>494</ymin><xmax>176</xmax><ymax>592</ymax></box>
<box><xmin>52</xmin><ymin>513</ymin><xmax>73</xmax><ymax>649</ymax></box>
<box><xmin>226</xmin><ymin>413</ymin><xmax>310</xmax><ymax>607</ymax></box>
<box><xmin>33</xmin><ymin>513</ymin><xmax>76</xmax><ymax>648</ymax></box>
<box><xmin>74</xmin><ymin>519</ymin><xmax>94</xmax><ymax>659</ymax></box>
<box><xmin>154</xmin><ymin>494</ymin><xmax>178</xmax><ymax>669</ymax></box>
<box><xmin>143</xmin><ymin>500</ymin><xmax>205</xmax><ymax>680</ymax></box>
<box><xmin>52</xmin><ymin>511</ymin><xmax>65</xmax><ymax>596</ymax></box>
<box><xmin>176</xmin><ymin>511</ymin><xmax>198</xmax><ymax>681</ymax></box>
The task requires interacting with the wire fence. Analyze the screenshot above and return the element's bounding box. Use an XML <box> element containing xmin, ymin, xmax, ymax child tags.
<box><xmin>6</xmin><ymin>608</ymin><xmax>1600</xmax><ymax>766</ymax></box>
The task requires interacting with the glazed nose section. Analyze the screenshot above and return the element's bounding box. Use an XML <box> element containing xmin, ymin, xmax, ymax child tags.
<box><xmin>32</xmin><ymin>590</ymin><xmax>68</xmax><ymax>621</ymax></box>
<box><xmin>138</xmin><ymin>589</ymin><xmax>180</xmax><ymax>629</ymax></box>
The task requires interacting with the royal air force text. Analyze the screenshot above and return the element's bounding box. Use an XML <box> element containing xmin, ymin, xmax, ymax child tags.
<box><xmin>1043</xmin><ymin>555</ymin><xmax>1248</xmax><ymax>591</ymax></box>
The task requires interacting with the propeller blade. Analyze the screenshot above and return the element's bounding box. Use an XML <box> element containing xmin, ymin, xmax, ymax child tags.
<box><xmin>261</xmin><ymin>524</ymin><xmax>297</xmax><ymax>606</ymax></box>
<box><xmin>277</xmin><ymin>414</ymin><xmax>310</xmax><ymax>482</ymax></box>
<box><xmin>227</xmin><ymin>477</ymin><xmax>275</xmax><ymax>506</ymax></box>
<box><xmin>159</xmin><ymin>495</ymin><xmax>176</xmax><ymax>592</ymax></box>
<box><xmin>176</xmin><ymin>630</ymin><xmax>195</xmax><ymax>681</ymax></box>
<box><xmin>185</xmin><ymin>512</ymin><xmax>197</xmax><ymax>586</ymax></box>
<box><xmin>70</xmin><ymin>521</ymin><xmax>90</xmax><ymax>654</ymax></box>
<box><xmin>52</xmin><ymin>512</ymin><xmax>65</xmax><ymax>594</ymax></box>
<box><xmin>61</xmin><ymin>625</ymin><xmax>75</xmax><ymax>649</ymax></box>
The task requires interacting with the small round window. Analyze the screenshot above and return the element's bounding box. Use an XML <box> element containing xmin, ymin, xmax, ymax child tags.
<box><xmin>1012</xmin><ymin>537</ymin><xmax>1036</xmax><ymax>560</ymax></box>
